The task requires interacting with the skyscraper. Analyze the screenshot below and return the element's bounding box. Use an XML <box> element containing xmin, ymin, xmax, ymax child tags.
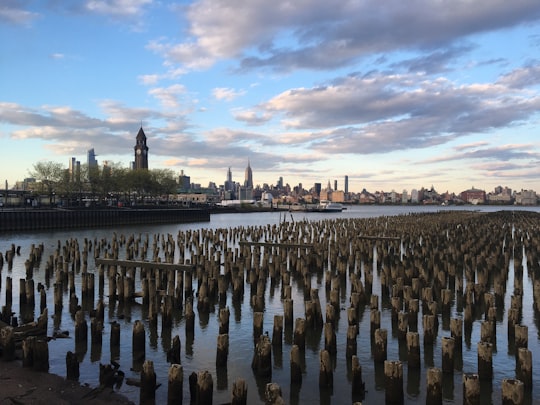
<box><xmin>344</xmin><ymin>175</ymin><xmax>349</xmax><ymax>194</ymax></box>
<box><xmin>134</xmin><ymin>126</ymin><xmax>149</xmax><ymax>170</ymax></box>
<box><xmin>244</xmin><ymin>160</ymin><xmax>253</xmax><ymax>188</ymax></box>
<box><xmin>87</xmin><ymin>148</ymin><xmax>98</xmax><ymax>168</ymax></box>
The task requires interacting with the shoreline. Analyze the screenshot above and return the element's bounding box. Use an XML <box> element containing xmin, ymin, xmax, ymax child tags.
<box><xmin>0</xmin><ymin>357</ymin><xmax>134</xmax><ymax>405</ymax></box>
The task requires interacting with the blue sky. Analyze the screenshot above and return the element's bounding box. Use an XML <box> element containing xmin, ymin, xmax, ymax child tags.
<box><xmin>1</xmin><ymin>0</ymin><xmax>540</xmax><ymax>194</ymax></box>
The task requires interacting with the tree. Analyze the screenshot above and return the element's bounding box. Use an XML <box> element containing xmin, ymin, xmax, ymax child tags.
<box><xmin>29</xmin><ymin>161</ymin><xmax>65</xmax><ymax>205</ymax></box>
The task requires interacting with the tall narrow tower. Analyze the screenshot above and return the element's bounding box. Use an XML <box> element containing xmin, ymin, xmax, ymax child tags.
<box><xmin>244</xmin><ymin>160</ymin><xmax>253</xmax><ymax>188</ymax></box>
<box><xmin>134</xmin><ymin>126</ymin><xmax>149</xmax><ymax>169</ymax></box>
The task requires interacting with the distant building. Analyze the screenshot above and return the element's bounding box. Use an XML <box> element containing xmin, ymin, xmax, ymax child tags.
<box><xmin>331</xmin><ymin>190</ymin><xmax>345</xmax><ymax>202</ymax></box>
<box><xmin>515</xmin><ymin>189</ymin><xmax>537</xmax><ymax>205</ymax></box>
<box><xmin>344</xmin><ymin>175</ymin><xmax>349</xmax><ymax>194</ymax></box>
<box><xmin>313</xmin><ymin>183</ymin><xmax>322</xmax><ymax>197</ymax></box>
<box><xmin>134</xmin><ymin>126</ymin><xmax>149</xmax><ymax>170</ymax></box>
<box><xmin>410</xmin><ymin>189</ymin><xmax>419</xmax><ymax>203</ymax></box>
<box><xmin>402</xmin><ymin>189</ymin><xmax>409</xmax><ymax>204</ymax></box>
<box><xmin>460</xmin><ymin>187</ymin><xmax>486</xmax><ymax>204</ymax></box>
<box><xmin>178</xmin><ymin>170</ymin><xmax>191</xmax><ymax>191</ymax></box>
<box><xmin>69</xmin><ymin>157</ymin><xmax>81</xmax><ymax>182</ymax></box>
<box><xmin>239</xmin><ymin>160</ymin><xmax>253</xmax><ymax>200</ymax></box>
<box><xmin>87</xmin><ymin>148</ymin><xmax>98</xmax><ymax>168</ymax></box>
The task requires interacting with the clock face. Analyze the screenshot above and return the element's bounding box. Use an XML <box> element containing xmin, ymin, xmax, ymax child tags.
<box><xmin>136</xmin><ymin>149</ymin><xmax>141</xmax><ymax>155</ymax></box>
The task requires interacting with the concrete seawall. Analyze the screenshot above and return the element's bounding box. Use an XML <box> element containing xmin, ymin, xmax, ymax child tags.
<box><xmin>0</xmin><ymin>208</ymin><xmax>210</xmax><ymax>232</ymax></box>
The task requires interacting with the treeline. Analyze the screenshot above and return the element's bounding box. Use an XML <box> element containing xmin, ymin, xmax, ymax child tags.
<box><xmin>27</xmin><ymin>161</ymin><xmax>178</xmax><ymax>206</ymax></box>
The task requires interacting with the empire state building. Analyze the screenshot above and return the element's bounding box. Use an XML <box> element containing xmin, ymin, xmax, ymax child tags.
<box><xmin>244</xmin><ymin>160</ymin><xmax>253</xmax><ymax>188</ymax></box>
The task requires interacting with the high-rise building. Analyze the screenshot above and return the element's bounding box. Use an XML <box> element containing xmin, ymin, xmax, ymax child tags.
<box><xmin>314</xmin><ymin>183</ymin><xmax>321</xmax><ymax>196</ymax></box>
<box><xmin>179</xmin><ymin>170</ymin><xmax>191</xmax><ymax>190</ymax></box>
<box><xmin>344</xmin><ymin>175</ymin><xmax>349</xmax><ymax>194</ymax></box>
<box><xmin>225</xmin><ymin>167</ymin><xmax>234</xmax><ymax>191</ymax></box>
<box><xmin>69</xmin><ymin>157</ymin><xmax>80</xmax><ymax>182</ymax></box>
<box><xmin>87</xmin><ymin>148</ymin><xmax>98</xmax><ymax>168</ymax></box>
<box><xmin>334</xmin><ymin>179</ymin><xmax>338</xmax><ymax>191</ymax></box>
<box><xmin>244</xmin><ymin>160</ymin><xmax>253</xmax><ymax>188</ymax></box>
<box><xmin>134</xmin><ymin>126</ymin><xmax>149</xmax><ymax>169</ymax></box>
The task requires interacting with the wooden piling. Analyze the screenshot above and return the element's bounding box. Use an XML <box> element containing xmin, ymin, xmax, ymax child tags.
<box><xmin>477</xmin><ymin>341</ymin><xmax>493</xmax><ymax>380</ymax></box>
<box><xmin>384</xmin><ymin>360</ymin><xmax>403</xmax><ymax>405</ymax></box>
<box><xmin>133</xmin><ymin>319</ymin><xmax>146</xmax><ymax>364</ymax></box>
<box><xmin>441</xmin><ymin>336</ymin><xmax>455</xmax><ymax>373</ymax></box>
<box><xmin>252</xmin><ymin>335</ymin><xmax>272</xmax><ymax>377</ymax></box>
<box><xmin>290</xmin><ymin>344</ymin><xmax>302</xmax><ymax>384</ymax></box>
<box><xmin>374</xmin><ymin>328</ymin><xmax>388</xmax><ymax>363</ymax></box>
<box><xmin>463</xmin><ymin>373</ymin><xmax>480</xmax><ymax>405</ymax></box>
<box><xmin>406</xmin><ymin>332</ymin><xmax>421</xmax><ymax>369</ymax></box>
<box><xmin>216</xmin><ymin>334</ymin><xmax>229</xmax><ymax>367</ymax></box>
<box><xmin>426</xmin><ymin>367</ymin><xmax>442</xmax><ymax>405</ymax></box>
<box><xmin>319</xmin><ymin>349</ymin><xmax>333</xmax><ymax>389</ymax></box>
<box><xmin>66</xmin><ymin>350</ymin><xmax>79</xmax><ymax>381</ymax></box>
<box><xmin>501</xmin><ymin>378</ymin><xmax>524</xmax><ymax>405</ymax></box>
<box><xmin>516</xmin><ymin>348</ymin><xmax>532</xmax><ymax>390</ymax></box>
<box><xmin>0</xmin><ymin>326</ymin><xmax>15</xmax><ymax>361</ymax></box>
<box><xmin>167</xmin><ymin>364</ymin><xmax>183</xmax><ymax>405</ymax></box>
<box><xmin>293</xmin><ymin>318</ymin><xmax>306</xmax><ymax>351</ymax></box>
<box><xmin>140</xmin><ymin>360</ymin><xmax>157</xmax><ymax>405</ymax></box>
<box><xmin>231</xmin><ymin>378</ymin><xmax>248</xmax><ymax>405</ymax></box>
<box><xmin>351</xmin><ymin>355</ymin><xmax>365</xmax><ymax>398</ymax></box>
<box><xmin>196</xmin><ymin>370</ymin><xmax>213</xmax><ymax>404</ymax></box>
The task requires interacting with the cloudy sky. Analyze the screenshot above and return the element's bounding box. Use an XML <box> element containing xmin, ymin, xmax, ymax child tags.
<box><xmin>2</xmin><ymin>0</ymin><xmax>540</xmax><ymax>194</ymax></box>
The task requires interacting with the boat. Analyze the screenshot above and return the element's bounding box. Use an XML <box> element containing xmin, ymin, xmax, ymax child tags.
<box><xmin>315</xmin><ymin>201</ymin><xmax>344</xmax><ymax>212</ymax></box>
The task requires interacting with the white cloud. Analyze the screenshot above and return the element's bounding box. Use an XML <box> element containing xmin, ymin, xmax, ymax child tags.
<box><xmin>148</xmin><ymin>84</ymin><xmax>187</xmax><ymax>109</ymax></box>
<box><xmin>212</xmin><ymin>87</ymin><xmax>245</xmax><ymax>101</ymax></box>
<box><xmin>0</xmin><ymin>3</ymin><xmax>39</xmax><ymax>26</ymax></box>
<box><xmin>84</xmin><ymin>0</ymin><xmax>152</xmax><ymax>17</ymax></box>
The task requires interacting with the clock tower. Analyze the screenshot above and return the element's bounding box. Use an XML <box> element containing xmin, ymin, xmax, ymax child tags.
<box><xmin>134</xmin><ymin>126</ymin><xmax>149</xmax><ymax>170</ymax></box>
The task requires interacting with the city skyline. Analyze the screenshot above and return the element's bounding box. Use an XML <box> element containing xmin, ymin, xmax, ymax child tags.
<box><xmin>2</xmin><ymin>1</ymin><xmax>540</xmax><ymax>193</ymax></box>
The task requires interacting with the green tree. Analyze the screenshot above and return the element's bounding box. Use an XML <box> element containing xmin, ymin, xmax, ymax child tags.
<box><xmin>29</xmin><ymin>161</ymin><xmax>64</xmax><ymax>205</ymax></box>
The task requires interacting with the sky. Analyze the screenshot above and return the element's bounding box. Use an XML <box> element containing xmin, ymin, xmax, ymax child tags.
<box><xmin>1</xmin><ymin>0</ymin><xmax>540</xmax><ymax>195</ymax></box>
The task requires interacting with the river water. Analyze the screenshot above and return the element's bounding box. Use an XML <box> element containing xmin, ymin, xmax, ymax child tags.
<box><xmin>1</xmin><ymin>205</ymin><xmax>539</xmax><ymax>404</ymax></box>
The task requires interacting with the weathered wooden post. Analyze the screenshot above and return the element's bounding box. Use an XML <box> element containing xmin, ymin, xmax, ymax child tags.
<box><xmin>140</xmin><ymin>360</ymin><xmax>157</xmax><ymax>405</ymax></box>
<box><xmin>231</xmin><ymin>378</ymin><xmax>248</xmax><ymax>405</ymax></box>
<box><xmin>167</xmin><ymin>364</ymin><xmax>183</xmax><ymax>405</ymax></box>
<box><xmin>0</xmin><ymin>326</ymin><xmax>15</xmax><ymax>361</ymax></box>
<box><xmin>516</xmin><ymin>348</ymin><xmax>532</xmax><ymax>390</ymax></box>
<box><xmin>196</xmin><ymin>370</ymin><xmax>213</xmax><ymax>404</ymax></box>
<box><xmin>374</xmin><ymin>328</ymin><xmax>388</xmax><ymax>362</ymax></box>
<box><xmin>501</xmin><ymin>378</ymin><xmax>524</xmax><ymax>405</ymax></box>
<box><xmin>75</xmin><ymin>309</ymin><xmax>88</xmax><ymax>345</ymax></box>
<box><xmin>66</xmin><ymin>351</ymin><xmax>79</xmax><ymax>381</ymax></box>
<box><xmin>324</xmin><ymin>322</ymin><xmax>337</xmax><ymax>354</ymax></box>
<box><xmin>407</xmin><ymin>331</ymin><xmax>421</xmax><ymax>369</ymax></box>
<box><xmin>22</xmin><ymin>336</ymin><xmax>35</xmax><ymax>367</ymax></box>
<box><xmin>319</xmin><ymin>349</ymin><xmax>333</xmax><ymax>389</ymax></box>
<box><xmin>133</xmin><ymin>320</ymin><xmax>146</xmax><ymax>365</ymax></box>
<box><xmin>441</xmin><ymin>336</ymin><xmax>455</xmax><ymax>373</ymax></box>
<box><xmin>346</xmin><ymin>325</ymin><xmax>358</xmax><ymax>358</ymax></box>
<box><xmin>284</xmin><ymin>298</ymin><xmax>293</xmax><ymax>327</ymax></box>
<box><xmin>216</xmin><ymin>334</ymin><xmax>229</xmax><ymax>367</ymax></box>
<box><xmin>463</xmin><ymin>373</ymin><xmax>480</xmax><ymax>405</ymax></box>
<box><xmin>167</xmin><ymin>335</ymin><xmax>181</xmax><ymax>365</ymax></box>
<box><xmin>265</xmin><ymin>382</ymin><xmax>284</xmax><ymax>404</ymax></box>
<box><xmin>426</xmin><ymin>367</ymin><xmax>442</xmax><ymax>405</ymax></box>
<box><xmin>252</xmin><ymin>335</ymin><xmax>272</xmax><ymax>377</ymax></box>
<box><xmin>272</xmin><ymin>314</ymin><xmax>283</xmax><ymax>347</ymax></box>
<box><xmin>253</xmin><ymin>311</ymin><xmax>264</xmax><ymax>344</ymax></box>
<box><xmin>185</xmin><ymin>299</ymin><xmax>195</xmax><ymax>337</ymax></box>
<box><xmin>33</xmin><ymin>338</ymin><xmax>49</xmax><ymax>372</ymax></box>
<box><xmin>290</xmin><ymin>344</ymin><xmax>302</xmax><ymax>384</ymax></box>
<box><xmin>384</xmin><ymin>360</ymin><xmax>403</xmax><ymax>405</ymax></box>
<box><xmin>293</xmin><ymin>318</ymin><xmax>306</xmax><ymax>351</ymax></box>
<box><xmin>351</xmin><ymin>355</ymin><xmax>365</xmax><ymax>398</ymax></box>
<box><xmin>219</xmin><ymin>307</ymin><xmax>230</xmax><ymax>335</ymax></box>
<box><xmin>477</xmin><ymin>341</ymin><xmax>493</xmax><ymax>380</ymax></box>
